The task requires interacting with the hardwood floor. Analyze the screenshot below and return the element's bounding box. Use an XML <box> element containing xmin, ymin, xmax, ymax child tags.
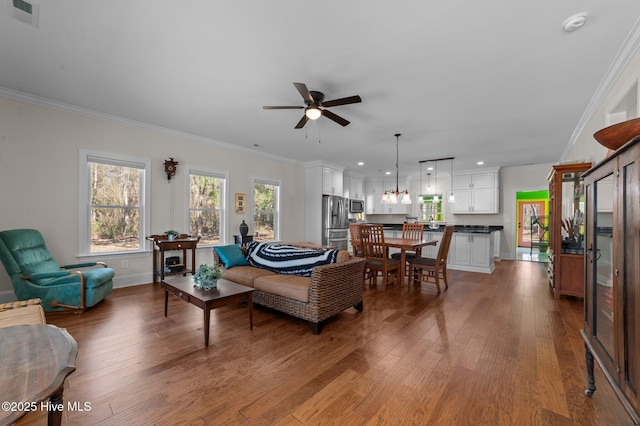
<box><xmin>19</xmin><ymin>260</ymin><xmax>633</xmax><ymax>425</ymax></box>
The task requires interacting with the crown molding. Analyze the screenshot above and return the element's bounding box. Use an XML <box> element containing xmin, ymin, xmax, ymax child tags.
<box><xmin>564</xmin><ymin>17</ymin><xmax>640</xmax><ymax>159</ymax></box>
<box><xmin>0</xmin><ymin>87</ymin><xmax>300</xmax><ymax>166</ymax></box>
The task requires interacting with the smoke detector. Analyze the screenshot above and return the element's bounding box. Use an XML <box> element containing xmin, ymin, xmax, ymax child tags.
<box><xmin>563</xmin><ymin>12</ymin><xmax>587</xmax><ymax>32</ymax></box>
<box><xmin>7</xmin><ymin>0</ymin><xmax>39</xmax><ymax>28</ymax></box>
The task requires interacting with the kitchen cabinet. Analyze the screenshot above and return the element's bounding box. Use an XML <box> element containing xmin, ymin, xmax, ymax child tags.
<box><xmin>447</xmin><ymin>232</ymin><xmax>495</xmax><ymax>274</ymax></box>
<box><xmin>421</xmin><ymin>231</ymin><xmax>442</xmax><ymax>258</ymax></box>
<box><xmin>365</xmin><ymin>180</ymin><xmax>383</xmax><ymax>214</ymax></box>
<box><xmin>365</xmin><ymin>179</ymin><xmax>409</xmax><ymax>215</ymax></box>
<box><xmin>323</xmin><ymin>166</ymin><xmax>344</xmax><ymax>196</ymax></box>
<box><xmin>493</xmin><ymin>230</ymin><xmax>501</xmax><ymax>259</ymax></box>
<box><xmin>348</xmin><ymin>174</ymin><xmax>364</xmax><ymax>201</ymax></box>
<box><xmin>546</xmin><ymin>162</ymin><xmax>591</xmax><ymax>298</ymax></box>
<box><xmin>383</xmin><ymin>229</ymin><xmax>400</xmax><ymax>257</ymax></box>
<box><xmin>581</xmin><ymin>137</ymin><xmax>640</xmax><ymax>424</ymax></box>
<box><xmin>451</xmin><ymin>168</ymin><xmax>500</xmax><ymax>214</ymax></box>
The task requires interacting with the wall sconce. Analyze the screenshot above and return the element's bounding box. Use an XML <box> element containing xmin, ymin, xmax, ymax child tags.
<box><xmin>164</xmin><ymin>158</ymin><xmax>178</xmax><ymax>181</ymax></box>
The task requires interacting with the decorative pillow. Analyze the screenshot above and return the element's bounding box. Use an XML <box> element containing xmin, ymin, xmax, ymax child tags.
<box><xmin>214</xmin><ymin>245</ymin><xmax>248</xmax><ymax>269</ymax></box>
<box><xmin>244</xmin><ymin>242</ymin><xmax>339</xmax><ymax>277</ymax></box>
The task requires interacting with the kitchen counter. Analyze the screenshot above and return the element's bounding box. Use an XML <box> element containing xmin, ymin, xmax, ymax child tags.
<box><xmin>373</xmin><ymin>223</ymin><xmax>504</xmax><ymax>234</ymax></box>
<box><xmin>355</xmin><ymin>223</ymin><xmax>502</xmax><ymax>273</ymax></box>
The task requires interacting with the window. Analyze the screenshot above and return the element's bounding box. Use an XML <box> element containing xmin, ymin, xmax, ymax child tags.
<box><xmin>189</xmin><ymin>169</ymin><xmax>227</xmax><ymax>245</ymax></box>
<box><xmin>79</xmin><ymin>150</ymin><xmax>150</xmax><ymax>255</ymax></box>
<box><xmin>253</xmin><ymin>177</ymin><xmax>281</xmax><ymax>241</ymax></box>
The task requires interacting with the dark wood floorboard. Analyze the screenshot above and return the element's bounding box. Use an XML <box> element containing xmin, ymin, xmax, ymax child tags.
<box><xmin>15</xmin><ymin>260</ymin><xmax>635</xmax><ymax>425</ymax></box>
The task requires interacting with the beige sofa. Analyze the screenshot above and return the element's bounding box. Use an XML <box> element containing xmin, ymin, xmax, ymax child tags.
<box><xmin>213</xmin><ymin>243</ymin><xmax>365</xmax><ymax>334</ymax></box>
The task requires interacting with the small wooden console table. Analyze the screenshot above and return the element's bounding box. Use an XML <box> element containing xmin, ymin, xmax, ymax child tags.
<box><xmin>148</xmin><ymin>235</ymin><xmax>200</xmax><ymax>283</ymax></box>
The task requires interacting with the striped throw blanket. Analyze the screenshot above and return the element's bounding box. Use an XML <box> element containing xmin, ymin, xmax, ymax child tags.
<box><xmin>245</xmin><ymin>242</ymin><xmax>339</xmax><ymax>277</ymax></box>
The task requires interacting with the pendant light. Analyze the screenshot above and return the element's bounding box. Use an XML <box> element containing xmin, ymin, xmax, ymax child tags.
<box><xmin>381</xmin><ymin>133</ymin><xmax>412</xmax><ymax>204</ymax></box>
<box><xmin>419</xmin><ymin>157</ymin><xmax>455</xmax><ymax>204</ymax></box>
<box><xmin>449</xmin><ymin>158</ymin><xmax>456</xmax><ymax>203</ymax></box>
<box><xmin>432</xmin><ymin>160</ymin><xmax>439</xmax><ymax>203</ymax></box>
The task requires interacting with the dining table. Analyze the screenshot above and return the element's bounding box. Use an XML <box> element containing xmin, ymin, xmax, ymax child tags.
<box><xmin>383</xmin><ymin>237</ymin><xmax>437</xmax><ymax>284</ymax></box>
<box><xmin>353</xmin><ymin>236</ymin><xmax>438</xmax><ymax>285</ymax></box>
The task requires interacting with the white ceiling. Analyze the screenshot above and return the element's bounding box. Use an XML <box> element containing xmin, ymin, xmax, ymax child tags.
<box><xmin>2</xmin><ymin>1</ymin><xmax>640</xmax><ymax>179</ymax></box>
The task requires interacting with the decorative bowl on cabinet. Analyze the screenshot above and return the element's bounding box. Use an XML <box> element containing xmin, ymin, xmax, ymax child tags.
<box><xmin>593</xmin><ymin>117</ymin><xmax>640</xmax><ymax>150</ymax></box>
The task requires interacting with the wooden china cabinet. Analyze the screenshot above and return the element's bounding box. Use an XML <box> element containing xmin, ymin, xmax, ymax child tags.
<box><xmin>546</xmin><ymin>162</ymin><xmax>592</xmax><ymax>298</ymax></box>
<box><xmin>581</xmin><ymin>137</ymin><xmax>640</xmax><ymax>424</ymax></box>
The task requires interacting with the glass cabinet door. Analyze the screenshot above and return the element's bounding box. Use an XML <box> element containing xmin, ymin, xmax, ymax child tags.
<box><xmin>561</xmin><ymin>171</ymin><xmax>586</xmax><ymax>254</ymax></box>
<box><xmin>593</xmin><ymin>173</ymin><xmax>615</xmax><ymax>360</ymax></box>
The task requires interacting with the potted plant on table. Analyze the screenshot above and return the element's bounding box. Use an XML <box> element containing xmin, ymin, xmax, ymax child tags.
<box><xmin>193</xmin><ymin>264</ymin><xmax>223</xmax><ymax>290</ymax></box>
<box><xmin>164</xmin><ymin>230</ymin><xmax>180</xmax><ymax>241</ymax></box>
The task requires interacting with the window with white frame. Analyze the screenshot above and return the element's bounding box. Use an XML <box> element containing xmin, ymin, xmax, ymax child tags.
<box><xmin>188</xmin><ymin>169</ymin><xmax>227</xmax><ymax>245</ymax></box>
<box><xmin>79</xmin><ymin>150</ymin><xmax>150</xmax><ymax>255</ymax></box>
<box><xmin>253</xmin><ymin>177</ymin><xmax>280</xmax><ymax>241</ymax></box>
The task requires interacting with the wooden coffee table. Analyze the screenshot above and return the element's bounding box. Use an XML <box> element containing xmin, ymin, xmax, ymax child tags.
<box><xmin>163</xmin><ymin>276</ymin><xmax>254</xmax><ymax>346</ymax></box>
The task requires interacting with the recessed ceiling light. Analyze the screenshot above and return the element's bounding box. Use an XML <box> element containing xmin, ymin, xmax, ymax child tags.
<box><xmin>357</xmin><ymin>162</ymin><xmax>364</xmax><ymax>166</ymax></box>
<box><xmin>477</xmin><ymin>161</ymin><xmax>484</xmax><ymax>165</ymax></box>
<box><xmin>385</xmin><ymin>171</ymin><xmax>391</xmax><ymax>175</ymax></box>
<box><xmin>563</xmin><ymin>12</ymin><xmax>588</xmax><ymax>32</ymax></box>
<box><xmin>427</xmin><ymin>167</ymin><xmax>433</xmax><ymax>171</ymax></box>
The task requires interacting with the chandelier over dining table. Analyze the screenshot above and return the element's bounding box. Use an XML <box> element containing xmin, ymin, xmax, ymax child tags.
<box><xmin>381</xmin><ymin>133</ymin><xmax>412</xmax><ymax>204</ymax></box>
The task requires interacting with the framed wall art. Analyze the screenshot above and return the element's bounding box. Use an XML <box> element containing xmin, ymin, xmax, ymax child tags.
<box><xmin>235</xmin><ymin>193</ymin><xmax>246</xmax><ymax>214</ymax></box>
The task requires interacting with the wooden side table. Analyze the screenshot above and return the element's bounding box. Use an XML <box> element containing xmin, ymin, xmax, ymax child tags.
<box><xmin>148</xmin><ymin>235</ymin><xmax>200</xmax><ymax>283</ymax></box>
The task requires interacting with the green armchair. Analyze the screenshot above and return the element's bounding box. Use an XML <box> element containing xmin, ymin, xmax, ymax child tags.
<box><xmin>0</xmin><ymin>229</ymin><xmax>114</xmax><ymax>312</ymax></box>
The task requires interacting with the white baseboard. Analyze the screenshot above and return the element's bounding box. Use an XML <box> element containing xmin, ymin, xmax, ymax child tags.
<box><xmin>0</xmin><ymin>290</ymin><xmax>17</xmax><ymax>304</ymax></box>
<box><xmin>113</xmin><ymin>273</ymin><xmax>153</xmax><ymax>288</ymax></box>
<box><xmin>0</xmin><ymin>273</ymin><xmax>154</xmax><ymax>303</ymax></box>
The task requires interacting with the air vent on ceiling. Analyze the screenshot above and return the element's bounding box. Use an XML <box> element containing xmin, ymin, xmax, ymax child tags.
<box><xmin>7</xmin><ymin>0</ymin><xmax>39</xmax><ymax>28</ymax></box>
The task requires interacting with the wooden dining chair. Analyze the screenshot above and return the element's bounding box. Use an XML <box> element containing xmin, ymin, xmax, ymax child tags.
<box><xmin>407</xmin><ymin>225</ymin><xmax>454</xmax><ymax>292</ymax></box>
<box><xmin>349</xmin><ymin>222</ymin><xmax>363</xmax><ymax>258</ymax></box>
<box><xmin>390</xmin><ymin>222</ymin><xmax>425</xmax><ymax>274</ymax></box>
<box><xmin>360</xmin><ymin>224</ymin><xmax>402</xmax><ymax>289</ymax></box>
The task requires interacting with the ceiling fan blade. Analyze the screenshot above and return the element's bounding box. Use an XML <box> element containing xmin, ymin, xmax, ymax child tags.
<box><xmin>293</xmin><ymin>82</ymin><xmax>314</xmax><ymax>104</ymax></box>
<box><xmin>321</xmin><ymin>95</ymin><xmax>362</xmax><ymax>108</ymax></box>
<box><xmin>322</xmin><ymin>109</ymin><xmax>350</xmax><ymax>126</ymax></box>
<box><xmin>263</xmin><ymin>105</ymin><xmax>304</xmax><ymax>110</ymax></box>
<box><xmin>294</xmin><ymin>115</ymin><xmax>309</xmax><ymax>129</ymax></box>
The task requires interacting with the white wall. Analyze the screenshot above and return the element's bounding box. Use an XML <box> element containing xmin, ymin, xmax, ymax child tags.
<box><xmin>499</xmin><ymin>163</ymin><xmax>553</xmax><ymax>259</ymax></box>
<box><xmin>566</xmin><ymin>45</ymin><xmax>640</xmax><ymax>164</ymax></box>
<box><xmin>0</xmin><ymin>95</ymin><xmax>306</xmax><ymax>298</ymax></box>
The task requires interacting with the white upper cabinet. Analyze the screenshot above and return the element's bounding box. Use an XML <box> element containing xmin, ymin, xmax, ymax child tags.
<box><xmin>322</xmin><ymin>166</ymin><xmax>344</xmax><ymax>196</ymax></box>
<box><xmin>452</xmin><ymin>168</ymin><xmax>500</xmax><ymax>214</ymax></box>
<box><xmin>348</xmin><ymin>174</ymin><xmax>364</xmax><ymax>200</ymax></box>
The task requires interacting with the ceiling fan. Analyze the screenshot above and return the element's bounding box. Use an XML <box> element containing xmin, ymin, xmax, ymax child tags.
<box><xmin>263</xmin><ymin>82</ymin><xmax>362</xmax><ymax>129</ymax></box>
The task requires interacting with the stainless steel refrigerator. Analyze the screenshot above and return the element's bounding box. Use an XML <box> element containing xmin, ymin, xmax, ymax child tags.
<box><xmin>322</xmin><ymin>195</ymin><xmax>349</xmax><ymax>250</ymax></box>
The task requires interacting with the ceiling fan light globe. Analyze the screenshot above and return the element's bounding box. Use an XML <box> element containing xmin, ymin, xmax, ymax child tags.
<box><xmin>305</xmin><ymin>107</ymin><xmax>322</xmax><ymax>120</ymax></box>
